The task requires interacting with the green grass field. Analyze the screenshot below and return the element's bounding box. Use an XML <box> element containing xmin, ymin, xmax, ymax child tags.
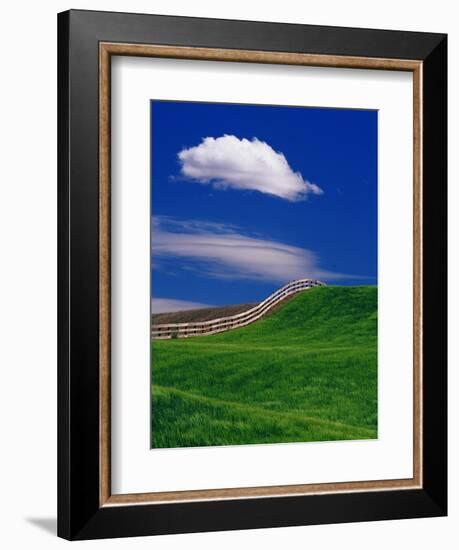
<box><xmin>151</xmin><ymin>285</ymin><xmax>377</xmax><ymax>448</ymax></box>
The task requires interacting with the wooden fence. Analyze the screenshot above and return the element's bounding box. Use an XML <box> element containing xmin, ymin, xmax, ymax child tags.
<box><xmin>151</xmin><ymin>278</ymin><xmax>325</xmax><ymax>340</ymax></box>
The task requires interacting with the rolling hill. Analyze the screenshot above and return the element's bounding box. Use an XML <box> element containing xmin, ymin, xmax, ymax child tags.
<box><xmin>151</xmin><ymin>285</ymin><xmax>378</xmax><ymax>448</ymax></box>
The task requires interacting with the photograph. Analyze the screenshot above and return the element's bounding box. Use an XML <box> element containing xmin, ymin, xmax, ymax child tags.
<box><xmin>0</xmin><ymin>0</ymin><xmax>451</xmax><ymax>545</ymax></box>
<box><xmin>150</xmin><ymin>100</ymin><xmax>378</xmax><ymax>449</ymax></box>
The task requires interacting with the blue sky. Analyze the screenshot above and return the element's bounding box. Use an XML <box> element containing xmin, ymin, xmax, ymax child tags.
<box><xmin>151</xmin><ymin>100</ymin><xmax>377</xmax><ymax>313</ymax></box>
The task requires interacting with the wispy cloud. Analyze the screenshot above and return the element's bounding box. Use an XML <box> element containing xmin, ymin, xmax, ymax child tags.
<box><xmin>177</xmin><ymin>135</ymin><xmax>323</xmax><ymax>201</ymax></box>
<box><xmin>152</xmin><ymin>217</ymin><xmax>351</xmax><ymax>283</ymax></box>
<box><xmin>151</xmin><ymin>298</ymin><xmax>212</xmax><ymax>314</ymax></box>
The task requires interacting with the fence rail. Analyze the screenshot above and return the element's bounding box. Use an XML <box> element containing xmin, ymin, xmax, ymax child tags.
<box><xmin>151</xmin><ymin>278</ymin><xmax>325</xmax><ymax>340</ymax></box>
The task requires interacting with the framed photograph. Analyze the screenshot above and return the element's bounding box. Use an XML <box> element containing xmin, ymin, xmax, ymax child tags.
<box><xmin>58</xmin><ymin>10</ymin><xmax>447</xmax><ymax>540</ymax></box>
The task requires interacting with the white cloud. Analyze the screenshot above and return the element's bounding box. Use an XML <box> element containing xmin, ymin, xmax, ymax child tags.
<box><xmin>151</xmin><ymin>298</ymin><xmax>212</xmax><ymax>314</ymax></box>
<box><xmin>152</xmin><ymin>217</ymin><xmax>349</xmax><ymax>283</ymax></box>
<box><xmin>177</xmin><ymin>135</ymin><xmax>323</xmax><ymax>201</ymax></box>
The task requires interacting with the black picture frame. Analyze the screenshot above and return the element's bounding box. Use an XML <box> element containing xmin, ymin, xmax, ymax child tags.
<box><xmin>58</xmin><ymin>9</ymin><xmax>447</xmax><ymax>540</ymax></box>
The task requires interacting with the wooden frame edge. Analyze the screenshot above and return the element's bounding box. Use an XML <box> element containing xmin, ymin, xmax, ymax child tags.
<box><xmin>104</xmin><ymin>478</ymin><xmax>421</xmax><ymax>506</ymax></box>
<box><xmin>413</xmin><ymin>63</ymin><xmax>423</xmax><ymax>488</ymax></box>
<box><xmin>99</xmin><ymin>42</ymin><xmax>423</xmax><ymax>507</ymax></box>
<box><xmin>101</xmin><ymin>42</ymin><xmax>421</xmax><ymax>71</ymax></box>
<box><xmin>100</xmin><ymin>43</ymin><xmax>111</xmax><ymax>506</ymax></box>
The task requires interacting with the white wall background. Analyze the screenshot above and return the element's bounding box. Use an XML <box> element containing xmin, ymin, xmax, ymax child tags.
<box><xmin>0</xmin><ymin>1</ymin><xmax>456</xmax><ymax>548</ymax></box>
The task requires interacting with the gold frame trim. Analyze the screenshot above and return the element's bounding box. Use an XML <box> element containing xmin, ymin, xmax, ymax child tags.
<box><xmin>99</xmin><ymin>43</ymin><xmax>423</xmax><ymax>507</ymax></box>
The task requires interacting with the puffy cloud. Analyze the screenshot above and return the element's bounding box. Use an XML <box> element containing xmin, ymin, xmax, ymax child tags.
<box><xmin>177</xmin><ymin>135</ymin><xmax>323</xmax><ymax>201</ymax></box>
<box><xmin>151</xmin><ymin>298</ymin><xmax>211</xmax><ymax>314</ymax></box>
<box><xmin>152</xmin><ymin>217</ymin><xmax>348</xmax><ymax>283</ymax></box>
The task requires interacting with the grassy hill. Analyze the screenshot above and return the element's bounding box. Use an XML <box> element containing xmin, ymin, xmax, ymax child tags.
<box><xmin>151</xmin><ymin>285</ymin><xmax>377</xmax><ymax>448</ymax></box>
